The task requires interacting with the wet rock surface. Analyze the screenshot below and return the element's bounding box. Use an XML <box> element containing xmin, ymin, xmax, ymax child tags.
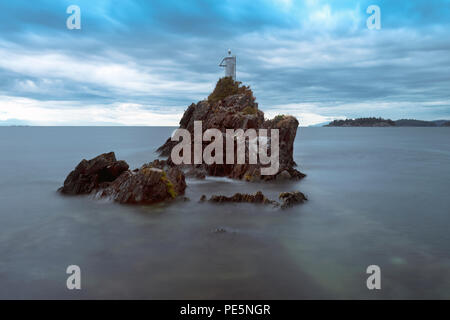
<box><xmin>279</xmin><ymin>191</ymin><xmax>307</xmax><ymax>209</ymax></box>
<box><xmin>201</xmin><ymin>190</ymin><xmax>307</xmax><ymax>210</ymax></box>
<box><xmin>207</xmin><ymin>191</ymin><xmax>279</xmax><ymax>206</ymax></box>
<box><xmin>59</xmin><ymin>153</ymin><xmax>186</xmax><ymax>205</ymax></box>
<box><xmin>59</xmin><ymin>152</ymin><xmax>129</xmax><ymax>195</ymax></box>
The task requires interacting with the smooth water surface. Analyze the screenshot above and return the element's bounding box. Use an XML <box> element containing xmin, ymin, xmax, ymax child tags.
<box><xmin>0</xmin><ymin>127</ymin><xmax>449</xmax><ymax>299</ymax></box>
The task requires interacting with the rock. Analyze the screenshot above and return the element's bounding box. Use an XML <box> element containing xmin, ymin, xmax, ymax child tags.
<box><xmin>207</xmin><ymin>191</ymin><xmax>278</xmax><ymax>206</ymax></box>
<box><xmin>279</xmin><ymin>191</ymin><xmax>307</xmax><ymax>209</ymax></box>
<box><xmin>97</xmin><ymin>165</ymin><xmax>186</xmax><ymax>204</ymax></box>
<box><xmin>59</xmin><ymin>152</ymin><xmax>129</xmax><ymax>195</ymax></box>
<box><xmin>276</xmin><ymin>170</ymin><xmax>292</xmax><ymax>181</ymax></box>
<box><xmin>203</xmin><ymin>190</ymin><xmax>307</xmax><ymax>209</ymax></box>
<box><xmin>157</xmin><ymin>77</ymin><xmax>306</xmax><ymax>181</ymax></box>
<box><xmin>286</xmin><ymin>168</ymin><xmax>306</xmax><ymax>180</ymax></box>
<box><xmin>263</xmin><ymin>115</ymin><xmax>298</xmax><ymax>169</ymax></box>
<box><xmin>59</xmin><ymin>153</ymin><xmax>186</xmax><ymax>205</ymax></box>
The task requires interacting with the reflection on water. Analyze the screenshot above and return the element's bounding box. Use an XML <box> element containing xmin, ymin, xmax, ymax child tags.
<box><xmin>0</xmin><ymin>127</ymin><xmax>449</xmax><ymax>299</ymax></box>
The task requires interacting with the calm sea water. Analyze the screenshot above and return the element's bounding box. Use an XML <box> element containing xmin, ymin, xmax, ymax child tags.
<box><xmin>0</xmin><ymin>127</ymin><xmax>449</xmax><ymax>299</ymax></box>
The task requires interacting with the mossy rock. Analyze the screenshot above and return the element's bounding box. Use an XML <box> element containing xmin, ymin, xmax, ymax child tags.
<box><xmin>273</xmin><ymin>114</ymin><xmax>285</xmax><ymax>123</ymax></box>
<box><xmin>208</xmin><ymin>77</ymin><xmax>254</xmax><ymax>104</ymax></box>
<box><xmin>242</xmin><ymin>106</ymin><xmax>257</xmax><ymax>115</ymax></box>
<box><xmin>160</xmin><ymin>171</ymin><xmax>177</xmax><ymax>199</ymax></box>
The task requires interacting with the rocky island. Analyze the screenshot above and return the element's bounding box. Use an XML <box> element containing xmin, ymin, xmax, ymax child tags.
<box><xmin>59</xmin><ymin>78</ymin><xmax>306</xmax><ymax>208</ymax></box>
<box><xmin>325</xmin><ymin>117</ymin><xmax>395</xmax><ymax>127</ymax></box>
<box><xmin>157</xmin><ymin>77</ymin><xmax>305</xmax><ymax>181</ymax></box>
<box><xmin>325</xmin><ymin>117</ymin><xmax>450</xmax><ymax>127</ymax></box>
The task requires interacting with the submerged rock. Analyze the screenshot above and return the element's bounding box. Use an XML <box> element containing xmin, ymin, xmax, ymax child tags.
<box><xmin>201</xmin><ymin>190</ymin><xmax>307</xmax><ymax>209</ymax></box>
<box><xmin>279</xmin><ymin>191</ymin><xmax>307</xmax><ymax>209</ymax></box>
<box><xmin>59</xmin><ymin>153</ymin><xmax>186</xmax><ymax>205</ymax></box>
<box><xmin>213</xmin><ymin>228</ymin><xmax>228</xmax><ymax>233</ymax></box>
<box><xmin>206</xmin><ymin>191</ymin><xmax>278</xmax><ymax>206</ymax></box>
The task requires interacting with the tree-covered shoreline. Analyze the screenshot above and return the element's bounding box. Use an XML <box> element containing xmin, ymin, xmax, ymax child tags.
<box><xmin>325</xmin><ymin>118</ymin><xmax>450</xmax><ymax>127</ymax></box>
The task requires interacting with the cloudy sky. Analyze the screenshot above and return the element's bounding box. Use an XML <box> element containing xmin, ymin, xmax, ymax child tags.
<box><xmin>1</xmin><ymin>0</ymin><xmax>449</xmax><ymax>126</ymax></box>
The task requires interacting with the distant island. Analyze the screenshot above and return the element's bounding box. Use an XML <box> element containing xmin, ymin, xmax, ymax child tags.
<box><xmin>324</xmin><ymin>117</ymin><xmax>450</xmax><ymax>127</ymax></box>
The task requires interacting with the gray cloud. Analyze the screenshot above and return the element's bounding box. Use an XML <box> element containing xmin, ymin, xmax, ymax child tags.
<box><xmin>0</xmin><ymin>0</ymin><xmax>449</xmax><ymax>125</ymax></box>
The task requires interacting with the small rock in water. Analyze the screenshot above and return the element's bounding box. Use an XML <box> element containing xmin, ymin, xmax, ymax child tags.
<box><xmin>208</xmin><ymin>191</ymin><xmax>278</xmax><ymax>206</ymax></box>
<box><xmin>279</xmin><ymin>191</ymin><xmax>307</xmax><ymax>209</ymax></box>
<box><xmin>213</xmin><ymin>228</ymin><xmax>228</xmax><ymax>233</ymax></box>
<box><xmin>200</xmin><ymin>190</ymin><xmax>307</xmax><ymax>209</ymax></box>
<box><xmin>59</xmin><ymin>152</ymin><xmax>129</xmax><ymax>195</ymax></box>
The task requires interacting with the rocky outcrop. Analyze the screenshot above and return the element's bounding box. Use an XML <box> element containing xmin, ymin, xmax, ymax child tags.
<box><xmin>201</xmin><ymin>190</ymin><xmax>306</xmax><ymax>209</ymax></box>
<box><xmin>59</xmin><ymin>153</ymin><xmax>186</xmax><ymax>205</ymax></box>
<box><xmin>96</xmin><ymin>163</ymin><xmax>185</xmax><ymax>204</ymax></box>
<box><xmin>59</xmin><ymin>79</ymin><xmax>307</xmax><ymax>209</ymax></box>
<box><xmin>157</xmin><ymin>77</ymin><xmax>305</xmax><ymax>182</ymax></box>
<box><xmin>206</xmin><ymin>191</ymin><xmax>278</xmax><ymax>206</ymax></box>
<box><xmin>157</xmin><ymin>92</ymin><xmax>264</xmax><ymax>158</ymax></box>
<box><xmin>59</xmin><ymin>152</ymin><xmax>129</xmax><ymax>195</ymax></box>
